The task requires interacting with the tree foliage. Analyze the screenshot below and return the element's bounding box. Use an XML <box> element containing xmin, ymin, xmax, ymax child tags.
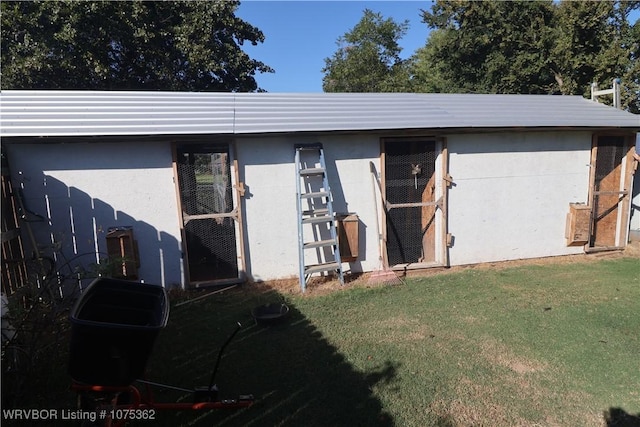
<box><xmin>414</xmin><ymin>0</ymin><xmax>557</xmax><ymax>94</ymax></box>
<box><xmin>1</xmin><ymin>0</ymin><xmax>273</xmax><ymax>92</ymax></box>
<box><xmin>323</xmin><ymin>1</ymin><xmax>639</xmax><ymax>112</ymax></box>
<box><xmin>551</xmin><ymin>0</ymin><xmax>640</xmax><ymax>111</ymax></box>
<box><xmin>415</xmin><ymin>0</ymin><xmax>639</xmax><ymax>112</ymax></box>
<box><xmin>322</xmin><ymin>9</ymin><xmax>412</xmax><ymax>92</ymax></box>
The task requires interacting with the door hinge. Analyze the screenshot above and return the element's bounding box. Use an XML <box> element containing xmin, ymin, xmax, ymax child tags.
<box><xmin>444</xmin><ymin>174</ymin><xmax>454</xmax><ymax>187</ymax></box>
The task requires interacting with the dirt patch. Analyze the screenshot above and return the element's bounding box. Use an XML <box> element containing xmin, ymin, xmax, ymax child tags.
<box><xmin>479</xmin><ymin>338</ymin><xmax>546</xmax><ymax>375</ymax></box>
<box><xmin>405</xmin><ymin>241</ymin><xmax>640</xmax><ymax>279</ymax></box>
<box><xmin>243</xmin><ymin>242</ymin><xmax>640</xmax><ymax>297</ymax></box>
<box><xmin>428</xmin><ymin>377</ymin><xmax>525</xmax><ymax>427</ymax></box>
<box><xmin>254</xmin><ymin>271</ymin><xmax>398</xmax><ymax>296</ymax></box>
<box><xmin>621</xmin><ymin>240</ymin><xmax>640</xmax><ymax>257</ymax></box>
<box><xmin>428</xmin><ymin>374</ymin><xmax>604</xmax><ymax>427</ymax></box>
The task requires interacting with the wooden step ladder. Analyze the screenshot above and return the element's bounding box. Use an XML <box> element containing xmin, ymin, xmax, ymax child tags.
<box><xmin>295</xmin><ymin>144</ymin><xmax>344</xmax><ymax>292</ymax></box>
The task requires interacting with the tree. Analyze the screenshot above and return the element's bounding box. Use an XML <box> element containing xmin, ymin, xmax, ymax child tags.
<box><xmin>322</xmin><ymin>9</ymin><xmax>412</xmax><ymax>92</ymax></box>
<box><xmin>1</xmin><ymin>0</ymin><xmax>273</xmax><ymax>92</ymax></box>
<box><xmin>412</xmin><ymin>0</ymin><xmax>640</xmax><ymax>112</ymax></box>
<box><xmin>413</xmin><ymin>0</ymin><xmax>557</xmax><ymax>94</ymax></box>
<box><xmin>551</xmin><ymin>0</ymin><xmax>640</xmax><ymax>111</ymax></box>
<box><xmin>624</xmin><ymin>13</ymin><xmax>640</xmax><ymax>112</ymax></box>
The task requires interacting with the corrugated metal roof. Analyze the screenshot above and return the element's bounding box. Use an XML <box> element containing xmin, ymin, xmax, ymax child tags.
<box><xmin>232</xmin><ymin>92</ymin><xmax>461</xmax><ymax>133</ymax></box>
<box><xmin>0</xmin><ymin>91</ymin><xmax>235</xmax><ymax>136</ymax></box>
<box><xmin>1</xmin><ymin>90</ymin><xmax>638</xmax><ymax>137</ymax></box>
<box><xmin>432</xmin><ymin>93</ymin><xmax>639</xmax><ymax>128</ymax></box>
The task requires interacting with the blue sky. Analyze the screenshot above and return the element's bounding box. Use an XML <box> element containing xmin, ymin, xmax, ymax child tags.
<box><xmin>237</xmin><ymin>1</ymin><xmax>432</xmax><ymax>92</ymax></box>
<box><xmin>237</xmin><ymin>0</ymin><xmax>640</xmax><ymax>93</ymax></box>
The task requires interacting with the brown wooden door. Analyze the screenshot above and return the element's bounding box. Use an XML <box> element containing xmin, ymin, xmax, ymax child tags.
<box><xmin>589</xmin><ymin>135</ymin><xmax>634</xmax><ymax>249</ymax></box>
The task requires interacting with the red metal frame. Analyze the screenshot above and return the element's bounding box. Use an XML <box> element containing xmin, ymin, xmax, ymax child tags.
<box><xmin>71</xmin><ymin>382</ymin><xmax>254</xmax><ymax>427</ymax></box>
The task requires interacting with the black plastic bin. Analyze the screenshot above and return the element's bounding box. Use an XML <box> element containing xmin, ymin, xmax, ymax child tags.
<box><xmin>69</xmin><ymin>278</ymin><xmax>169</xmax><ymax>386</ymax></box>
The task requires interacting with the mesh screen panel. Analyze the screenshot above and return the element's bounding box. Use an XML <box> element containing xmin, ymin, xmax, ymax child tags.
<box><xmin>177</xmin><ymin>146</ymin><xmax>238</xmax><ymax>282</ymax></box>
<box><xmin>184</xmin><ymin>218</ymin><xmax>238</xmax><ymax>282</ymax></box>
<box><xmin>591</xmin><ymin>136</ymin><xmax>625</xmax><ymax>247</ymax></box>
<box><xmin>385</xmin><ymin>141</ymin><xmax>437</xmax><ymax>265</ymax></box>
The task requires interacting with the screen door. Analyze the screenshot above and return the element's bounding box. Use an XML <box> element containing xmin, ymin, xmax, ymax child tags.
<box><xmin>176</xmin><ymin>144</ymin><xmax>240</xmax><ymax>285</ymax></box>
<box><xmin>384</xmin><ymin>139</ymin><xmax>440</xmax><ymax>266</ymax></box>
<box><xmin>589</xmin><ymin>135</ymin><xmax>633</xmax><ymax>249</ymax></box>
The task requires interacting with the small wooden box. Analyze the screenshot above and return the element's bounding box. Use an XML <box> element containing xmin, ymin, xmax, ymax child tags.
<box><xmin>565</xmin><ymin>203</ymin><xmax>591</xmax><ymax>246</ymax></box>
<box><xmin>106</xmin><ymin>227</ymin><xmax>140</xmax><ymax>279</ymax></box>
<box><xmin>336</xmin><ymin>214</ymin><xmax>359</xmax><ymax>262</ymax></box>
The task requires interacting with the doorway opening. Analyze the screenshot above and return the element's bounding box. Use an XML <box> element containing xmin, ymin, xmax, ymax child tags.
<box><xmin>588</xmin><ymin>135</ymin><xmax>635</xmax><ymax>250</ymax></box>
<box><xmin>175</xmin><ymin>143</ymin><xmax>242</xmax><ymax>286</ymax></box>
<box><xmin>382</xmin><ymin>138</ymin><xmax>448</xmax><ymax>269</ymax></box>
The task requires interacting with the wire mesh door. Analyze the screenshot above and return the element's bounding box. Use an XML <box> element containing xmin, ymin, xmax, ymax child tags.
<box><xmin>176</xmin><ymin>144</ymin><xmax>240</xmax><ymax>285</ymax></box>
<box><xmin>384</xmin><ymin>140</ymin><xmax>439</xmax><ymax>266</ymax></box>
<box><xmin>589</xmin><ymin>136</ymin><xmax>629</xmax><ymax>248</ymax></box>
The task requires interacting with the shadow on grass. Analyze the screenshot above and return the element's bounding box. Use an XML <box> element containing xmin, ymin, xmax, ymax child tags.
<box><xmin>141</xmin><ymin>287</ymin><xmax>396</xmax><ymax>426</ymax></box>
<box><xmin>604</xmin><ymin>407</ymin><xmax>640</xmax><ymax>427</ymax></box>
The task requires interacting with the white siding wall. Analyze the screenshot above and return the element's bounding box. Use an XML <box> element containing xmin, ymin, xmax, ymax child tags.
<box><xmin>236</xmin><ymin>134</ymin><xmax>381</xmax><ymax>281</ymax></box>
<box><xmin>5</xmin><ymin>141</ymin><xmax>184</xmax><ymax>287</ymax></box>
<box><xmin>6</xmin><ymin>129</ymin><xmax>613</xmax><ymax>286</ymax></box>
<box><xmin>446</xmin><ymin>131</ymin><xmax>592</xmax><ymax>265</ymax></box>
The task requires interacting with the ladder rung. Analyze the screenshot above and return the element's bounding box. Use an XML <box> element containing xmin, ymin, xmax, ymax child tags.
<box><xmin>302</xmin><ymin>208</ymin><xmax>329</xmax><ymax>216</ymax></box>
<box><xmin>295</xmin><ymin>144</ymin><xmax>323</xmax><ymax>151</ymax></box>
<box><xmin>305</xmin><ymin>262</ymin><xmax>340</xmax><ymax>275</ymax></box>
<box><xmin>300</xmin><ymin>191</ymin><xmax>329</xmax><ymax>199</ymax></box>
<box><xmin>304</xmin><ymin>239</ymin><xmax>337</xmax><ymax>249</ymax></box>
<box><xmin>299</xmin><ymin>167</ymin><xmax>325</xmax><ymax>176</ymax></box>
<box><xmin>302</xmin><ymin>215</ymin><xmax>334</xmax><ymax>224</ymax></box>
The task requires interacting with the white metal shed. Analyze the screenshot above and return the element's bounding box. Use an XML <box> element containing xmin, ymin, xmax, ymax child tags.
<box><xmin>1</xmin><ymin>91</ymin><xmax>638</xmax><ymax>289</ymax></box>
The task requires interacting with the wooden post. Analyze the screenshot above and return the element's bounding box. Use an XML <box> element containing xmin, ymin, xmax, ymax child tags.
<box><xmin>440</xmin><ymin>139</ymin><xmax>450</xmax><ymax>267</ymax></box>
<box><xmin>231</xmin><ymin>140</ymin><xmax>247</xmax><ymax>281</ymax></box>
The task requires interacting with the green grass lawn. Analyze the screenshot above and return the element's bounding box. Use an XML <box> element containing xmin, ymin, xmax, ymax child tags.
<box><xmin>141</xmin><ymin>256</ymin><xmax>640</xmax><ymax>427</ymax></box>
<box><xmin>8</xmin><ymin>256</ymin><xmax>639</xmax><ymax>426</ymax></box>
